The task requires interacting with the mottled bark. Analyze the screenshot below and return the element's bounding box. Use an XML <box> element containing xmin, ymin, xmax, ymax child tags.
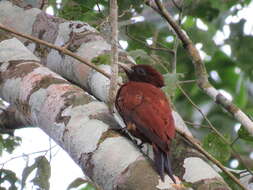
<box><xmin>0</xmin><ymin>37</ymin><xmax>231</xmax><ymax>190</ymax></box>
<box><xmin>0</xmin><ymin>1</ymin><xmax>247</xmax><ymax>189</ymax></box>
<box><xmin>0</xmin><ymin>38</ymin><xmax>169</xmax><ymax>190</ymax></box>
<box><xmin>0</xmin><ymin>105</ymin><xmax>27</xmax><ymax>132</ymax></box>
<box><xmin>0</xmin><ymin>1</ymin><xmax>133</xmax><ymax>103</ymax></box>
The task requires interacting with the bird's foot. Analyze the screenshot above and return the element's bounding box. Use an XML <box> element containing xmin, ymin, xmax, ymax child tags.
<box><xmin>110</xmin><ymin>125</ymin><xmax>127</xmax><ymax>133</ymax></box>
<box><xmin>110</xmin><ymin>126</ymin><xmax>144</xmax><ymax>149</ymax></box>
<box><xmin>137</xmin><ymin>141</ymin><xmax>144</xmax><ymax>149</ymax></box>
<box><xmin>111</xmin><ymin>126</ymin><xmax>137</xmax><ymax>142</ymax></box>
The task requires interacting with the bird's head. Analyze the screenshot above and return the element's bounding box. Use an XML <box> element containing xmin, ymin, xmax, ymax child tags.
<box><xmin>119</xmin><ymin>64</ymin><xmax>165</xmax><ymax>88</ymax></box>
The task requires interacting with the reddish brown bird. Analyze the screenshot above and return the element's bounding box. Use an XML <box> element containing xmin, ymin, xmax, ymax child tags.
<box><xmin>115</xmin><ymin>64</ymin><xmax>176</xmax><ymax>183</ymax></box>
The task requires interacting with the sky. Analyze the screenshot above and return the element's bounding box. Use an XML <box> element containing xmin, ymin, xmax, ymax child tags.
<box><xmin>1</xmin><ymin>128</ymin><xmax>83</xmax><ymax>190</ymax></box>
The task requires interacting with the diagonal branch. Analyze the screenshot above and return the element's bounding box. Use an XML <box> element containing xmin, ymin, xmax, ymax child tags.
<box><xmin>0</xmin><ymin>24</ymin><xmax>111</xmax><ymax>80</ymax></box>
<box><xmin>0</xmin><ymin>38</ymin><xmax>164</xmax><ymax>189</ymax></box>
<box><xmin>149</xmin><ymin>0</ymin><xmax>253</xmax><ymax>136</ymax></box>
<box><xmin>177</xmin><ymin>130</ymin><xmax>248</xmax><ymax>190</ymax></box>
<box><xmin>178</xmin><ymin>84</ymin><xmax>253</xmax><ymax>176</ymax></box>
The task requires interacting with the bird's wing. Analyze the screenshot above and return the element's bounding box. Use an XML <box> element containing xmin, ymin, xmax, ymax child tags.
<box><xmin>116</xmin><ymin>82</ymin><xmax>175</xmax><ymax>152</ymax></box>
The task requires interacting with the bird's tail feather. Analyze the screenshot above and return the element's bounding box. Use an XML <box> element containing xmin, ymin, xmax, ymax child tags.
<box><xmin>164</xmin><ymin>153</ymin><xmax>176</xmax><ymax>183</ymax></box>
<box><xmin>153</xmin><ymin>144</ymin><xmax>176</xmax><ymax>183</ymax></box>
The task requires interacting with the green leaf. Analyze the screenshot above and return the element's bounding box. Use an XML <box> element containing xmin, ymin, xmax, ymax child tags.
<box><xmin>91</xmin><ymin>54</ymin><xmax>111</xmax><ymax>65</ymax></box>
<box><xmin>67</xmin><ymin>178</ymin><xmax>87</xmax><ymax>190</ymax></box>
<box><xmin>128</xmin><ymin>49</ymin><xmax>155</xmax><ymax>65</ymax></box>
<box><xmin>203</xmin><ymin>133</ymin><xmax>231</xmax><ymax>163</ymax></box>
<box><xmin>238</xmin><ymin>126</ymin><xmax>253</xmax><ymax>142</ymax></box>
<box><xmin>4</xmin><ymin>138</ymin><xmax>19</xmax><ymax>154</ymax></box>
<box><xmin>31</xmin><ymin>156</ymin><xmax>51</xmax><ymax>190</ymax></box>
<box><xmin>182</xmin><ymin>16</ymin><xmax>195</xmax><ymax>29</ymax></box>
<box><xmin>162</xmin><ymin>73</ymin><xmax>183</xmax><ymax>97</ymax></box>
<box><xmin>67</xmin><ymin>178</ymin><xmax>99</xmax><ymax>190</ymax></box>
<box><xmin>220</xmin><ymin>171</ymin><xmax>242</xmax><ymax>190</ymax></box>
<box><xmin>1</xmin><ymin>135</ymin><xmax>21</xmax><ymax>154</ymax></box>
<box><xmin>81</xmin><ymin>183</ymin><xmax>97</xmax><ymax>190</ymax></box>
<box><xmin>0</xmin><ymin>137</ymin><xmax>3</xmax><ymax>156</ymax></box>
<box><xmin>59</xmin><ymin>1</ymin><xmax>104</xmax><ymax>22</ymax></box>
<box><xmin>21</xmin><ymin>161</ymin><xmax>37</xmax><ymax>189</ymax></box>
<box><xmin>234</xmin><ymin>74</ymin><xmax>248</xmax><ymax>108</ymax></box>
<box><xmin>185</xmin><ymin>1</ymin><xmax>219</xmax><ymax>22</ymax></box>
<box><xmin>21</xmin><ymin>156</ymin><xmax>51</xmax><ymax>190</ymax></box>
<box><xmin>0</xmin><ymin>169</ymin><xmax>19</xmax><ymax>190</ymax></box>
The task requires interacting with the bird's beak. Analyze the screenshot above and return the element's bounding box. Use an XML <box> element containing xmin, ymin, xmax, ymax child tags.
<box><xmin>118</xmin><ymin>62</ymin><xmax>133</xmax><ymax>73</ymax></box>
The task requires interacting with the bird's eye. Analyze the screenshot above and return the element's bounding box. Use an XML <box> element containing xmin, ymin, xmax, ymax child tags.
<box><xmin>135</xmin><ymin>67</ymin><xmax>146</xmax><ymax>75</ymax></box>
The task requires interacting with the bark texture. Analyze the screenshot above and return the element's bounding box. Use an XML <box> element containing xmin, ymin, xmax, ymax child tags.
<box><xmin>0</xmin><ymin>1</ymin><xmax>245</xmax><ymax>189</ymax></box>
<box><xmin>0</xmin><ymin>38</ymin><xmax>168</xmax><ymax>190</ymax></box>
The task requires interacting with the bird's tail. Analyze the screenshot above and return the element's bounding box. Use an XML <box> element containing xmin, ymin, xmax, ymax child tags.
<box><xmin>153</xmin><ymin>144</ymin><xmax>176</xmax><ymax>183</ymax></box>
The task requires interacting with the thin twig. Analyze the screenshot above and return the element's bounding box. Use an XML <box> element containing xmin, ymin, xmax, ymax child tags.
<box><xmin>144</xmin><ymin>0</ymin><xmax>160</xmax><ymax>13</ymax></box>
<box><xmin>144</xmin><ymin>17</ymin><xmax>249</xmax><ymax>184</ymax></box>
<box><xmin>49</xmin><ymin>138</ymin><xmax>52</xmax><ymax>162</ymax></box>
<box><xmin>150</xmin><ymin>30</ymin><xmax>159</xmax><ymax>54</ymax></box>
<box><xmin>172</xmin><ymin>36</ymin><xmax>178</xmax><ymax>74</ymax></box>
<box><xmin>108</xmin><ymin>0</ymin><xmax>119</xmax><ymax>112</ymax></box>
<box><xmin>149</xmin><ymin>54</ymin><xmax>170</xmax><ymax>72</ymax></box>
<box><xmin>177</xmin><ymin>84</ymin><xmax>229</xmax><ymax>143</ymax></box>
<box><xmin>184</xmin><ymin>120</ymin><xmax>209</xmax><ymax>128</ymax></box>
<box><xmin>153</xmin><ymin>0</ymin><xmax>192</xmax><ymax>48</ymax></box>
<box><xmin>177</xmin><ymin>80</ymin><xmax>196</xmax><ymax>84</ymax></box>
<box><xmin>149</xmin><ymin>0</ymin><xmax>253</xmax><ymax>136</ymax></box>
<box><xmin>231</xmin><ymin>136</ymin><xmax>240</xmax><ymax>146</ymax></box>
<box><xmin>171</xmin><ymin>2</ymin><xmax>183</xmax><ymax>74</ymax></box>
<box><xmin>230</xmin><ymin>145</ymin><xmax>253</xmax><ymax>176</ymax></box>
<box><xmin>171</xmin><ymin>0</ymin><xmax>182</xmax><ymax>12</ymax></box>
<box><xmin>0</xmin><ymin>24</ymin><xmax>111</xmax><ymax>80</ymax></box>
<box><xmin>178</xmin><ymin>84</ymin><xmax>253</xmax><ymax>176</ymax></box>
<box><xmin>0</xmin><ymin>145</ymin><xmax>57</xmax><ymax>166</ymax></box>
<box><xmin>177</xmin><ymin>130</ymin><xmax>248</xmax><ymax>190</ymax></box>
<box><xmin>95</xmin><ymin>0</ymin><xmax>101</xmax><ymax>13</ymax></box>
<box><xmin>149</xmin><ymin>30</ymin><xmax>171</xmax><ymax>71</ymax></box>
<box><xmin>125</xmin><ymin>26</ymin><xmax>174</xmax><ymax>54</ymax></box>
<box><xmin>118</xmin><ymin>5</ymin><xmax>133</xmax><ymax>18</ymax></box>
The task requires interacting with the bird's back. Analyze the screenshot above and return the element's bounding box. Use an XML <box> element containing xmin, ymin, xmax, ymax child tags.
<box><xmin>116</xmin><ymin>81</ymin><xmax>175</xmax><ymax>152</ymax></box>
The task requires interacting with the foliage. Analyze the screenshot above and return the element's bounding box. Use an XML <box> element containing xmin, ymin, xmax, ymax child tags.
<box><xmin>203</xmin><ymin>133</ymin><xmax>231</xmax><ymax>163</ymax></box>
<box><xmin>220</xmin><ymin>171</ymin><xmax>243</xmax><ymax>190</ymax></box>
<box><xmin>21</xmin><ymin>156</ymin><xmax>51</xmax><ymax>190</ymax></box>
<box><xmin>238</xmin><ymin>126</ymin><xmax>253</xmax><ymax>142</ymax></box>
<box><xmin>57</xmin><ymin>0</ymin><xmax>253</xmax><ymax>187</ymax></box>
<box><xmin>92</xmin><ymin>53</ymin><xmax>111</xmax><ymax>65</ymax></box>
<box><xmin>67</xmin><ymin>178</ymin><xmax>98</xmax><ymax>190</ymax></box>
<box><xmin>0</xmin><ymin>135</ymin><xmax>21</xmax><ymax>156</ymax></box>
<box><xmin>0</xmin><ymin>169</ymin><xmax>19</xmax><ymax>190</ymax></box>
<box><xmin>1</xmin><ymin>0</ymin><xmax>253</xmax><ymax>189</ymax></box>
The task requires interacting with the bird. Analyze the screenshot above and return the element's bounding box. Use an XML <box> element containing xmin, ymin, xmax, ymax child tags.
<box><xmin>115</xmin><ymin>64</ymin><xmax>176</xmax><ymax>183</ymax></box>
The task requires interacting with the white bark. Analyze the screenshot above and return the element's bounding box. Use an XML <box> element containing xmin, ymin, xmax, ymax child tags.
<box><xmin>204</xmin><ymin>86</ymin><xmax>253</xmax><ymax>135</ymax></box>
<box><xmin>0</xmin><ymin>37</ymin><xmax>232</xmax><ymax>190</ymax></box>
<box><xmin>0</xmin><ymin>1</ymin><xmax>242</xmax><ymax>189</ymax></box>
<box><xmin>0</xmin><ymin>38</ymin><xmax>159</xmax><ymax>190</ymax></box>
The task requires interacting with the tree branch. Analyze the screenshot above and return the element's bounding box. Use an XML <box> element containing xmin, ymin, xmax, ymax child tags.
<box><xmin>0</xmin><ymin>24</ymin><xmax>111</xmax><ymax>80</ymax></box>
<box><xmin>125</xmin><ymin>26</ymin><xmax>175</xmax><ymax>54</ymax></box>
<box><xmin>0</xmin><ymin>2</ymin><xmax>243</xmax><ymax>188</ymax></box>
<box><xmin>0</xmin><ymin>35</ymin><xmax>234</xmax><ymax>189</ymax></box>
<box><xmin>108</xmin><ymin>0</ymin><xmax>119</xmax><ymax>112</ymax></box>
<box><xmin>178</xmin><ymin>83</ymin><xmax>253</xmax><ymax>180</ymax></box>
<box><xmin>148</xmin><ymin>0</ymin><xmax>253</xmax><ymax>136</ymax></box>
<box><xmin>0</xmin><ymin>38</ymin><xmax>167</xmax><ymax>189</ymax></box>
